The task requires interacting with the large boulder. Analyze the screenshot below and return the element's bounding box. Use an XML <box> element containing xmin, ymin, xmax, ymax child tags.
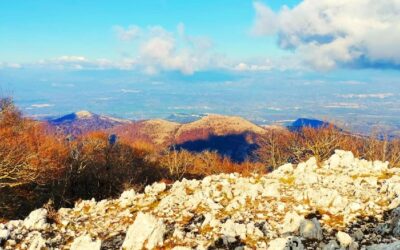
<box><xmin>122</xmin><ymin>212</ymin><xmax>166</xmax><ymax>250</ymax></box>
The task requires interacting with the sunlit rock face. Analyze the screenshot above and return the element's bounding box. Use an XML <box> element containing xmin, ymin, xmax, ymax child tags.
<box><xmin>1</xmin><ymin>150</ymin><xmax>400</xmax><ymax>249</ymax></box>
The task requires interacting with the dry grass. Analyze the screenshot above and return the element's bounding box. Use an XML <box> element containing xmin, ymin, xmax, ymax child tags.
<box><xmin>256</xmin><ymin>126</ymin><xmax>400</xmax><ymax>169</ymax></box>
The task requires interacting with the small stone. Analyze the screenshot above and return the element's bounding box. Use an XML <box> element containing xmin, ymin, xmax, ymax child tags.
<box><xmin>336</xmin><ymin>231</ymin><xmax>352</xmax><ymax>248</ymax></box>
<box><xmin>70</xmin><ymin>235</ymin><xmax>101</xmax><ymax>250</ymax></box>
<box><xmin>352</xmin><ymin>229</ymin><xmax>364</xmax><ymax>241</ymax></box>
<box><xmin>280</xmin><ymin>212</ymin><xmax>303</xmax><ymax>234</ymax></box>
<box><xmin>145</xmin><ymin>182</ymin><xmax>166</xmax><ymax>195</ymax></box>
<box><xmin>322</xmin><ymin>240</ymin><xmax>340</xmax><ymax>250</ymax></box>
<box><xmin>0</xmin><ymin>229</ymin><xmax>10</xmax><ymax>242</ymax></box>
<box><xmin>267</xmin><ymin>236</ymin><xmax>304</xmax><ymax>250</ymax></box>
<box><xmin>299</xmin><ymin>218</ymin><xmax>322</xmax><ymax>240</ymax></box>
<box><xmin>27</xmin><ymin>232</ymin><xmax>46</xmax><ymax>250</ymax></box>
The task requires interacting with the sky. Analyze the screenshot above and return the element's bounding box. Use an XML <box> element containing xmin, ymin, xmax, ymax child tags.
<box><xmin>0</xmin><ymin>1</ymin><xmax>296</xmax><ymax>63</ymax></box>
<box><xmin>2</xmin><ymin>0</ymin><xmax>400</xmax><ymax>72</ymax></box>
<box><xmin>1</xmin><ymin>0</ymin><xmax>400</xmax><ymax>133</ymax></box>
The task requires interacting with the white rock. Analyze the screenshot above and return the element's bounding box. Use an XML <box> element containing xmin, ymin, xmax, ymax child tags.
<box><xmin>119</xmin><ymin>189</ymin><xmax>136</xmax><ymax>207</ymax></box>
<box><xmin>327</xmin><ymin>153</ymin><xmax>341</xmax><ymax>169</ymax></box>
<box><xmin>23</xmin><ymin>208</ymin><xmax>48</xmax><ymax>230</ymax></box>
<box><xmin>0</xmin><ymin>229</ymin><xmax>9</xmax><ymax>242</ymax></box>
<box><xmin>281</xmin><ymin>212</ymin><xmax>303</xmax><ymax>234</ymax></box>
<box><xmin>336</xmin><ymin>231</ymin><xmax>352</xmax><ymax>248</ymax></box>
<box><xmin>262</xmin><ymin>183</ymin><xmax>280</xmax><ymax>198</ymax></box>
<box><xmin>145</xmin><ymin>182</ymin><xmax>166</xmax><ymax>195</ymax></box>
<box><xmin>70</xmin><ymin>235</ymin><xmax>101</xmax><ymax>250</ymax></box>
<box><xmin>120</xmin><ymin>189</ymin><xmax>136</xmax><ymax>200</ymax></box>
<box><xmin>220</xmin><ymin>219</ymin><xmax>246</xmax><ymax>239</ymax></box>
<box><xmin>276</xmin><ymin>163</ymin><xmax>294</xmax><ymax>175</ymax></box>
<box><xmin>267</xmin><ymin>236</ymin><xmax>304</xmax><ymax>250</ymax></box>
<box><xmin>299</xmin><ymin>218</ymin><xmax>322</xmax><ymax>240</ymax></box>
<box><xmin>27</xmin><ymin>232</ymin><xmax>46</xmax><ymax>250</ymax></box>
<box><xmin>349</xmin><ymin>202</ymin><xmax>362</xmax><ymax>212</ymax></box>
<box><xmin>122</xmin><ymin>212</ymin><xmax>166</xmax><ymax>250</ymax></box>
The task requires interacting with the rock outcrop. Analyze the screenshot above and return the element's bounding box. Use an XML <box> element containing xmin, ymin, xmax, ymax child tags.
<box><xmin>0</xmin><ymin>150</ymin><xmax>400</xmax><ymax>249</ymax></box>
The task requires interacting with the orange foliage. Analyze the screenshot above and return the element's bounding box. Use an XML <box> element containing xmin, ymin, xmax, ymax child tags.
<box><xmin>0</xmin><ymin>98</ymin><xmax>68</xmax><ymax>188</ymax></box>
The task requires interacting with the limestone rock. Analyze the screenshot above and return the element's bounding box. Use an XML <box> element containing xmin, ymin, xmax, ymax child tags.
<box><xmin>3</xmin><ymin>150</ymin><xmax>400</xmax><ymax>249</ymax></box>
<box><xmin>0</xmin><ymin>229</ymin><xmax>9</xmax><ymax>242</ymax></box>
<box><xmin>336</xmin><ymin>231</ymin><xmax>352</xmax><ymax>248</ymax></box>
<box><xmin>122</xmin><ymin>212</ymin><xmax>166</xmax><ymax>250</ymax></box>
<box><xmin>145</xmin><ymin>182</ymin><xmax>166</xmax><ymax>195</ymax></box>
<box><xmin>23</xmin><ymin>209</ymin><xmax>48</xmax><ymax>231</ymax></box>
<box><xmin>70</xmin><ymin>235</ymin><xmax>101</xmax><ymax>250</ymax></box>
<box><xmin>299</xmin><ymin>218</ymin><xmax>322</xmax><ymax>240</ymax></box>
<box><xmin>220</xmin><ymin>219</ymin><xmax>247</xmax><ymax>239</ymax></box>
<box><xmin>281</xmin><ymin>212</ymin><xmax>303</xmax><ymax>234</ymax></box>
<box><xmin>27</xmin><ymin>232</ymin><xmax>46</xmax><ymax>250</ymax></box>
<box><xmin>267</xmin><ymin>236</ymin><xmax>304</xmax><ymax>250</ymax></box>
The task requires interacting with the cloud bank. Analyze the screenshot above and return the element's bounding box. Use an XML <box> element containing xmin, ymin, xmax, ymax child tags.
<box><xmin>252</xmin><ymin>0</ymin><xmax>400</xmax><ymax>70</ymax></box>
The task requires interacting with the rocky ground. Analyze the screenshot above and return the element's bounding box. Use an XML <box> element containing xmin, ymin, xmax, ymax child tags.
<box><xmin>1</xmin><ymin>150</ymin><xmax>400</xmax><ymax>249</ymax></box>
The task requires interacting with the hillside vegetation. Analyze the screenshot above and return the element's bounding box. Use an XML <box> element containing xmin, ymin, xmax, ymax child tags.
<box><xmin>1</xmin><ymin>97</ymin><xmax>400</xmax><ymax>222</ymax></box>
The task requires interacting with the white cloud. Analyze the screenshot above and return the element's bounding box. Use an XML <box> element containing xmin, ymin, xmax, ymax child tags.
<box><xmin>338</xmin><ymin>93</ymin><xmax>394</xmax><ymax>99</ymax></box>
<box><xmin>35</xmin><ymin>56</ymin><xmax>128</xmax><ymax>70</ymax></box>
<box><xmin>0</xmin><ymin>62</ymin><xmax>21</xmax><ymax>69</ymax></box>
<box><xmin>131</xmin><ymin>24</ymin><xmax>219</xmax><ymax>74</ymax></box>
<box><xmin>252</xmin><ymin>0</ymin><xmax>400</xmax><ymax>70</ymax></box>
<box><xmin>120</xmin><ymin>89</ymin><xmax>141</xmax><ymax>93</ymax></box>
<box><xmin>113</xmin><ymin>25</ymin><xmax>141</xmax><ymax>41</ymax></box>
<box><xmin>324</xmin><ymin>102</ymin><xmax>364</xmax><ymax>109</ymax></box>
<box><xmin>30</xmin><ymin>104</ymin><xmax>54</xmax><ymax>108</ymax></box>
<box><xmin>251</xmin><ymin>2</ymin><xmax>278</xmax><ymax>36</ymax></box>
<box><xmin>234</xmin><ymin>61</ymin><xmax>273</xmax><ymax>72</ymax></box>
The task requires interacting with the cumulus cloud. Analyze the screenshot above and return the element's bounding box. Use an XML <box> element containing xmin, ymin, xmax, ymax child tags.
<box><xmin>252</xmin><ymin>0</ymin><xmax>400</xmax><ymax>70</ymax></box>
<box><xmin>120</xmin><ymin>24</ymin><xmax>220</xmax><ymax>74</ymax></box>
<box><xmin>113</xmin><ymin>25</ymin><xmax>141</xmax><ymax>41</ymax></box>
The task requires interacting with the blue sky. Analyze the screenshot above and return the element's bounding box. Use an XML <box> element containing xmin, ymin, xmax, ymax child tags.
<box><xmin>1</xmin><ymin>0</ymin><xmax>400</xmax><ymax>133</ymax></box>
<box><xmin>0</xmin><ymin>0</ymin><xmax>299</xmax><ymax>63</ymax></box>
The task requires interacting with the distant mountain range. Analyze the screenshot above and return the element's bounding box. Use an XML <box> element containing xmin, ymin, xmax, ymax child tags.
<box><xmin>46</xmin><ymin>111</ymin><xmax>329</xmax><ymax>162</ymax></box>
<box><xmin>48</xmin><ymin>110</ymin><xmax>131</xmax><ymax>135</ymax></box>
<box><xmin>287</xmin><ymin>118</ymin><xmax>332</xmax><ymax>131</ymax></box>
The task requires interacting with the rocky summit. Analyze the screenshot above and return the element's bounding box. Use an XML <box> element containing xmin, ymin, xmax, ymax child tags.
<box><xmin>1</xmin><ymin>150</ymin><xmax>400</xmax><ymax>250</ymax></box>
